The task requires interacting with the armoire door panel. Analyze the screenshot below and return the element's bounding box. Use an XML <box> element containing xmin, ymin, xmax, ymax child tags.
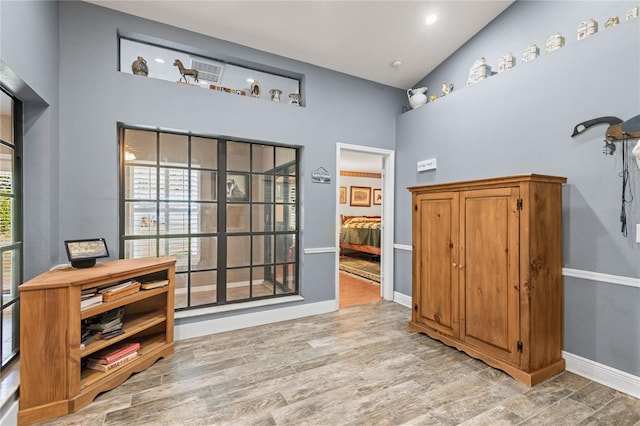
<box><xmin>460</xmin><ymin>188</ymin><xmax>520</xmax><ymax>364</ymax></box>
<box><xmin>415</xmin><ymin>193</ymin><xmax>459</xmax><ymax>338</ymax></box>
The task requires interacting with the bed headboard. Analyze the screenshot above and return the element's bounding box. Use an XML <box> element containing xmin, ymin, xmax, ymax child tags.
<box><xmin>340</xmin><ymin>215</ymin><xmax>381</xmax><ymax>225</ymax></box>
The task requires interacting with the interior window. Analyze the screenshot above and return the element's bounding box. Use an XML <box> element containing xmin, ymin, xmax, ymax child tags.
<box><xmin>120</xmin><ymin>127</ymin><xmax>299</xmax><ymax>309</ymax></box>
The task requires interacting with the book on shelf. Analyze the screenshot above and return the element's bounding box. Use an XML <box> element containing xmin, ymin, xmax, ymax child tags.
<box><xmin>86</xmin><ymin>316</ymin><xmax>122</xmax><ymax>331</ymax></box>
<box><xmin>98</xmin><ymin>329</ymin><xmax>125</xmax><ymax>340</ymax></box>
<box><xmin>86</xmin><ymin>351</ymin><xmax>138</xmax><ymax>372</ymax></box>
<box><xmin>82</xmin><ymin>287</ymin><xmax>98</xmax><ymax>296</ymax></box>
<box><xmin>82</xmin><ymin>306</ymin><xmax>125</xmax><ymax>341</ymax></box>
<box><xmin>99</xmin><ymin>280</ymin><xmax>141</xmax><ymax>302</ymax></box>
<box><xmin>87</xmin><ymin>342</ymin><xmax>141</xmax><ymax>365</ymax></box>
<box><xmin>80</xmin><ymin>293</ymin><xmax>103</xmax><ymax>310</ymax></box>
<box><xmin>98</xmin><ymin>279</ymin><xmax>138</xmax><ymax>294</ymax></box>
<box><xmin>93</xmin><ymin>306</ymin><xmax>125</xmax><ymax>323</ymax></box>
<box><xmin>140</xmin><ymin>279</ymin><xmax>169</xmax><ymax>290</ymax></box>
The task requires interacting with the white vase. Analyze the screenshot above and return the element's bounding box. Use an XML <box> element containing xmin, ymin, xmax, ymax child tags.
<box><xmin>407</xmin><ymin>87</ymin><xmax>428</xmax><ymax>109</ymax></box>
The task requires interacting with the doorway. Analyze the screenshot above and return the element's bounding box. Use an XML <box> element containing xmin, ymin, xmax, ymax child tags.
<box><xmin>335</xmin><ymin>144</ymin><xmax>395</xmax><ymax>309</ymax></box>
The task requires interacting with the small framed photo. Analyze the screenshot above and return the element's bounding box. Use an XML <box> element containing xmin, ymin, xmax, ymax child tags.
<box><xmin>373</xmin><ymin>188</ymin><xmax>382</xmax><ymax>205</ymax></box>
<box><xmin>350</xmin><ymin>186</ymin><xmax>371</xmax><ymax>207</ymax></box>
<box><xmin>226</xmin><ymin>173</ymin><xmax>249</xmax><ymax>201</ymax></box>
<box><xmin>339</xmin><ymin>186</ymin><xmax>347</xmax><ymax>204</ymax></box>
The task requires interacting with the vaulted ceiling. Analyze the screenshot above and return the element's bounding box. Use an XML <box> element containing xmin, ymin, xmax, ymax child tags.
<box><xmin>85</xmin><ymin>0</ymin><xmax>513</xmax><ymax>89</ymax></box>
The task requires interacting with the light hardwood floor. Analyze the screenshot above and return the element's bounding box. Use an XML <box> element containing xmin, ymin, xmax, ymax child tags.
<box><xmin>339</xmin><ymin>271</ymin><xmax>381</xmax><ymax>308</ymax></box>
<box><xmin>39</xmin><ymin>302</ymin><xmax>639</xmax><ymax>425</ymax></box>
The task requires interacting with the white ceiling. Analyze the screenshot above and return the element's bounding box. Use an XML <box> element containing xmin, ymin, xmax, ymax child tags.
<box><xmin>85</xmin><ymin>0</ymin><xmax>513</xmax><ymax>89</ymax></box>
<box><xmin>340</xmin><ymin>150</ymin><xmax>383</xmax><ymax>173</ymax></box>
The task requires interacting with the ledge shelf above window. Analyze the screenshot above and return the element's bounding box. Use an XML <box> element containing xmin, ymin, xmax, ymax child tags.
<box><xmin>120</xmin><ymin>37</ymin><xmax>303</xmax><ymax>106</ymax></box>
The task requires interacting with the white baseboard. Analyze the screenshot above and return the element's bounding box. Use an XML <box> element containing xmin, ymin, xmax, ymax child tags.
<box><xmin>563</xmin><ymin>351</ymin><xmax>640</xmax><ymax>399</ymax></box>
<box><xmin>175</xmin><ymin>300</ymin><xmax>336</xmax><ymax>340</ymax></box>
<box><xmin>393</xmin><ymin>291</ymin><xmax>412</xmax><ymax>308</ymax></box>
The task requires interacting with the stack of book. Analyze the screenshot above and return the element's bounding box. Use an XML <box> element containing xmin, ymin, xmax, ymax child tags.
<box><xmin>85</xmin><ymin>342</ymin><xmax>140</xmax><ymax>372</ymax></box>
<box><xmin>84</xmin><ymin>306</ymin><xmax>125</xmax><ymax>340</ymax></box>
<box><xmin>140</xmin><ymin>278</ymin><xmax>169</xmax><ymax>290</ymax></box>
<box><xmin>98</xmin><ymin>279</ymin><xmax>141</xmax><ymax>302</ymax></box>
<box><xmin>81</xmin><ymin>288</ymin><xmax>103</xmax><ymax>310</ymax></box>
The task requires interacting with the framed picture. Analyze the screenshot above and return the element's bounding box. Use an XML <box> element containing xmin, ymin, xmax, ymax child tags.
<box><xmin>226</xmin><ymin>173</ymin><xmax>249</xmax><ymax>201</ymax></box>
<box><xmin>339</xmin><ymin>186</ymin><xmax>347</xmax><ymax>204</ymax></box>
<box><xmin>350</xmin><ymin>186</ymin><xmax>371</xmax><ymax>207</ymax></box>
<box><xmin>373</xmin><ymin>188</ymin><xmax>382</xmax><ymax>205</ymax></box>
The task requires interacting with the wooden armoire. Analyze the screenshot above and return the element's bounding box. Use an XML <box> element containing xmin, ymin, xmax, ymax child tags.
<box><xmin>408</xmin><ymin>174</ymin><xmax>567</xmax><ymax>386</ymax></box>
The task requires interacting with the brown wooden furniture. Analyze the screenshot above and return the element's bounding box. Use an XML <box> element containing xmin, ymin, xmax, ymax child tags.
<box><xmin>18</xmin><ymin>257</ymin><xmax>176</xmax><ymax>425</ymax></box>
<box><xmin>408</xmin><ymin>174</ymin><xmax>566</xmax><ymax>386</ymax></box>
<box><xmin>339</xmin><ymin>215</ymin><xmax>381</xmax><ymax>256</ymax></box>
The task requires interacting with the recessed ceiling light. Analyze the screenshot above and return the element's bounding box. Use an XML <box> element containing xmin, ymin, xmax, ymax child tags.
<box><xmin>246</xmin><ymin>78</ymin><xmax>255</xmax><ymax>83</ymax></box>
<box><xmin>425</xmin><ymin>14</ymin><xmax>438</xmax><ymax>26</ymax></box>
<box><xmin>154</xmin><ymin>58</ymin><xmax>165</xmax><ymax>63</ymax></box>
<box><xmin>391</xmin><ymin>59</ymin><xmax>402</xmax><ymax>68</ymax></box>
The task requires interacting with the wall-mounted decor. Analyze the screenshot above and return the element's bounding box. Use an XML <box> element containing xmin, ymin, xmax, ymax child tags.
<box><xmin>311</xmin><ymin>167</ymin><xmax>331</xmax><ymax>183</ymax></box>
<box><xmin>467</xmin><ymin>57</ymin><xmax>491</xmax><ymax>85</ymax></box>
<box><xmin>522</xmin><ymin>44</ymin><xmax>540</xmax><ymax>62</ymax></box>
<box><xmin>289</xmin><ymin>92</ymin><xmax>300</xmax><ymax>106</ymax></box>
<box><xmin>173</xmin><ymin>59</ymin><xmax>199</xmax><ymax>83</ymax></box>
<box><xmin>498</xmin><ymin>53</ymin><xmax>515</xmax><ymax>73</ymax></box>
<box><xmin>350</xmin><ymin>186</ymin><xmax>371</xmax><ymax>207</ymax></box>
<box><xmin>577</xmin><ymin>19</ymin><xmax>598</xmax><ymax>40</ymax></box>
<box><xmin>373</xmin><ymin>188</ymin><xmax>382</xmax><ymax>205</ymax></box>
<box><xmin>131</xmin><ymin>56</ymin><xmax>148</xmax><ymax>76</ymax></box>
<box><xmin>340</xmin><ymin>186</ymin><xmax>347</xmax><ymax>204</ymax></box>
<box><xmin>545</xmin><ymin>34</ymin><xmax>565</xmax><ymax>53</ymax></box>
<box><xmin>269</xmin><ymin>88</ymin><xmax>282</xmax><ymax>102</ymax></box>
<box><xmin>604</xmin><ymin>16</ymin><xmax>619</xmax><ymax>29</ymax></box>
<box><xmin>226</xmin><ymin>173</ymin><xmax>249</xmax><ymax>201</ymax></box>
<box><xmin>251</xmin><ymin>81</ymin><xmax>261</xmax><ymax>98</ymax></box>
<box><xmin>407</xmin><ymin>87</ymin><xmax>428</xmax><ymax>109</ymax></box>
<box><xmin>210</xmin><ymin>84</ymin><xmax>247</xmax><ymax>96</ymax></box>
<box><xmin>441</xmin><ymin>83</ymin><xmax>453</xmax><ymax>96</ymax></box>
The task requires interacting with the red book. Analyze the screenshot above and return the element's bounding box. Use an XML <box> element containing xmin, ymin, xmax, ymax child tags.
<box><xmin>87</xmin><ymin>342</ymin><xmax>140</xmax><ymax>365</ymax></box>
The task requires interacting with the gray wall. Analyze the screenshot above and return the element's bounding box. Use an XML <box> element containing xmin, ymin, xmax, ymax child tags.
<box><xmin>395</xmin><ymin>1</ymin><xmax>640</xmax><ymax>376</ymax></box>
<box><xmin>1</xmin><ymin>0</ymin><xmax>60</xmax><ymax>280</ymax></box>
<box><xmin>54</xmin><ymin>0</ymin><xmax>403</xmax><ymax>314</ymax></box>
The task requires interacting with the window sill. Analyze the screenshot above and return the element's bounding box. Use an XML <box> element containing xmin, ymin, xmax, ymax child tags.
<box><xmin>174</xmin><ymin>295</ymin><xmax>304</xmax><ymax>320</ymax></box>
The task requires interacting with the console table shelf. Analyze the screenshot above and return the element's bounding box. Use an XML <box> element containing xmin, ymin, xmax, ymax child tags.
<box><xmin>18</xmin><ymin>257</ymin><xmax>176</xmax><ymax>425</ymax></box>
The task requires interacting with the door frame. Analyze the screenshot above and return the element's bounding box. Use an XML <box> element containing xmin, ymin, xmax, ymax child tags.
<box><xmin>335</xmin><ymin>143</ymin><xmax>395</xmax><ymax>309</ymax></box>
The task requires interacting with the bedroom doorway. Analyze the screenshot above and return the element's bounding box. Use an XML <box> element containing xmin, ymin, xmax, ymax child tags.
<box><xmin>336</xmin><ymin>144</ymin><xmax>394</xmax><ymax>309</ymax></box>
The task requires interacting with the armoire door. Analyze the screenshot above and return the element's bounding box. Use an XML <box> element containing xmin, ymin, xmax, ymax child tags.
<box><xmin>413</xmin><ymin>192</ymin><xmax>460</xmax><ymax>338</ymax></box>
<box><xmin>459</xmin><ymin>187</ymin><xmax>520</xmax><ymax>364</ymax></box>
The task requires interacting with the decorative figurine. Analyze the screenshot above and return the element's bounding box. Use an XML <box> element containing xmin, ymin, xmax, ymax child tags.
<box><xmin>429</xmin><ymin>93</ymin><xmax>437</xmax><ymax>102</ymax></box>
<box><xmin>467</xmin><ymin>57</ymin><xmax>491</xmax><ymax>85</ymax></box>
<box><xmin>522</xmin><ymin>44</ymin><xmax>540</xmax><ymax>62</ymax></box>
<box><xmin>269</xmin><ymin>89</ymin><xmax>282</xmax><ymax>102</ymax></box>
<box><xmin>577</xmin><ymin>19</ymin><xmax>598</xmax><ymax>40</ymax></box>
<box><xmin>131</xmin><ymin>56</ymin><xmax>149</xmax><ymax>76</ymax></box>
<box><xmin>441</xmin><ymin>83</ymin><xmax>453</xmax><ymax>96</ymax></box>
<box><xmin>545</xmin><ymin>34</ymin><xmax>565</xmax><ymax>53</ymax></box>
<box><xmin>173</xmin><ymin>59</ymin><xmax>199</xmax><ymax>83</ymax></box>
<box><xmin>407</xmin><ymin>87</ymin><xmax>428</xmax><ymax>109</ymax></box>
<box><xmin>626</xmin><ymin>6</ymin><xmax>639</xmax><ymax>20</ymax></box>
<box><xmin>250</xmin><ymin>81</ymin><xmax>261</xmax><ymax>98</ymax></box>
<box><xmin>498</xmin><ymin>53</ymin><xmax>515</xmax><ymax>73</ymax></box>
<box><xmin>289</xmin><ymin>92</ymin><xmax>300</xmax><ymax>106</ymax></box>
<box><xmin>604</xmin><ymin>16</ymin><xmax>620</xmax><ymax>29</ymax></box>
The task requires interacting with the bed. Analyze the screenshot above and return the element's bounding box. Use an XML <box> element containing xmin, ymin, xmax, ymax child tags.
<box><xmin>340</xmin><ymin>215</ymin><xmax>381</xmax><ymax>256</ymax></box>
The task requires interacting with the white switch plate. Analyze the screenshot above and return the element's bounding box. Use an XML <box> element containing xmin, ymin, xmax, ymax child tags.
<box><xmin>636</xmin><ymin>224</ymin><xmax>640</xmax><ymax>243</ymax></box>
<box><xmin>417</xmin><ymin>158</ymin><xmax>437</xmax><ymax>172</ymax></box>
